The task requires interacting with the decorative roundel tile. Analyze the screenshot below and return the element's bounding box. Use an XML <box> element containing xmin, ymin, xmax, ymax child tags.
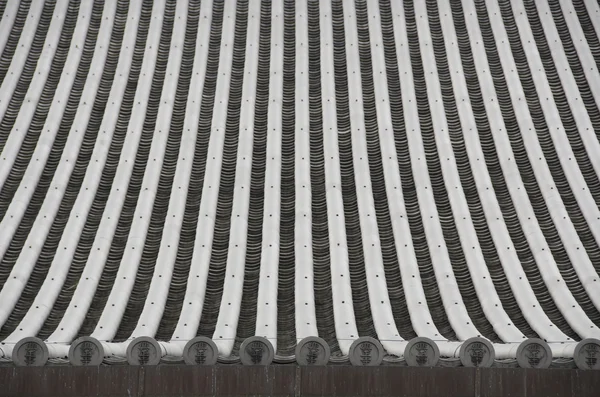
<box><xmin>69</xmin><ymin>336</ymin><xmax>104</xmax><ymax>366</ymax></box>
<box><xmin>183</xmin><ymin>336</ymin><xmax>219</xmax><ymax>365</ymax></box>
<box><xmin>296</xmin><ymin>336</ymin><xmax>330</xmax><ymax>366</ymax></box>
<box><xmin>573</xmin><ymin>338</ymin><xmax>600</xmax><ymax>370</ymax></box>
<box><xmin>404</xmin><ymin>337</ymin><xmax>440</xmax><ymax>367</ymax></box>
<box><xmin>126</xmin><ymin>336</ymin><xmax>161</xmax><ymax>366</ymax></box>
<box><xmin>516</xmin><ymin>338</ymin><xmax>552</xmax><ymax>369</ymax></box>
<box><xmin>348</xmin><ymin>337</ymin><xmax>384</xmax><ymax>366</ymax></box>
<box><xmin>240</xmin><ymin>336</ymin><xmax>274</xmax><ymax>365</ymax></box>
<box><xmin>459</xmin><ymin>337</ymin><xmax>495</xmax><ymax>368</ymax></box>
<box><xmin>13</xmin><ymin>337</ymin><xmax>49</xmax><ymax>367</ymax></box>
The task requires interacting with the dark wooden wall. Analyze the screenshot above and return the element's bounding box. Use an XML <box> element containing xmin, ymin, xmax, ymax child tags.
<box><xmin>1</xmin><ymin>365</ymin><xmax>598</xmax><ymax>396</ymax></box>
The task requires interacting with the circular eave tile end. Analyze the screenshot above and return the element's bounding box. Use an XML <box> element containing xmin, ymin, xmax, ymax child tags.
<box><xmin>183</xmin><ymin>337</ymin><xmax>219</xmax><ymax>365</ymax></box>
<box><xmin>240</xmin><ymin>336</ymin><xmax>274</xmax><ymax>365</ymax></box>
<box><xmin>516</xmin><ymin>338</ymin><xmax>552</xmax><ymax>369</ymax></box>
<box><xmin>459</xmin><ymin>337</ymin><xmax>495</xmax><ymax>368</ymax></box>
<box><xmin>69</xmin><ymin>336</ymin><xmax>104</xmax><ymax>366</ymax></box>
<box><xmin>295</xmin><ymin>336</ymin><xmax>331</xmax><ymax>366</ymax></box>
<box><xmin>574</xmin><ymin>338</ymin><xmax>600</xmax><ymax>370</ymax></box>
<box><xmin>349</xmin><ymin>336</ymin><xmax>385</xmax><ymax>366</ymax></box>
<box><xmin>13</xmin><ymin>337</ymin><xmax>49</xmax><ymax>367</ymax></box>
<box><xmin>404</xmin><ymin>337</ymin><xmax>440</xmax><ymax>367</ymax></box>
<box><xmin>126</xmin><ymin>336</ymin><xmax>161</xmax><ymax>366</ymax></box>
